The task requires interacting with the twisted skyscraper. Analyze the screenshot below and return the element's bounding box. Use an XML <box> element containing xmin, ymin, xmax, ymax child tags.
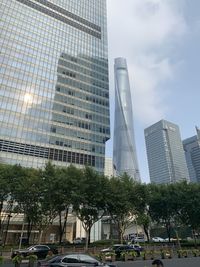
<box><xmin>113</xmin><ymin>58</ymin><xmax>140</xmax><ymax>182</ymax></box>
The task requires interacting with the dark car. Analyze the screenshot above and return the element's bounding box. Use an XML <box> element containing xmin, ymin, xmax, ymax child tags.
<box><xmin>11</xmin><ymin>244</ymin><xmax>58</xmax><ymax>259</ymax></box>
<box><xmin>37</xmin><ymin>253</ymin><xmax>117</xmax><ymax>267</ymax></box>
<box><xmin>73</xmin><ymin>237</ymin><xmax>86</xmax><ymax>244</ymax></box>
<box><xmin>101</xmin><ymin>244</ymin><xmax>143</xmax><ymax>258</ymax></box>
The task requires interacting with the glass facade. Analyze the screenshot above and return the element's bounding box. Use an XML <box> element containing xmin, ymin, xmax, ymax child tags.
<box><xmin>183</xmin><ymin>127</ymin><xmax>200</xmax><ymax>183</ymax></box>
<box><xmin>0</xmin><ymin>0</ymin><xmax>110</xmax><ymax>172</ymax></box>
<box><xmin>113</xmin><ymin>58</ymin><xmax>140</xmax><ymax>182</ymax></box>
<box><xmin>145</xmin><ymin>120</ymin><xmax>189</xmax><ymax>184</ymax></box>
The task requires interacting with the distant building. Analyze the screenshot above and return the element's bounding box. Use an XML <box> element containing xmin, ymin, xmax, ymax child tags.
<box><xmin>113</xmin><ymin>58</ymin><xmax>140</xmax><ymax>182</ymax></box>
<box><xmin>183</xmin><ymin>127</ymin><xmax>200</xmax><ymax>183</ymax></box>
<box><xmin>144</xmin><ymin>119</ymin><xmax>189</xmax><ymax>184</ymax></box>
<box><xmin>104</xmin><ymin>157</ymin><xmax>114</xmax><ymax>177</ymax></box>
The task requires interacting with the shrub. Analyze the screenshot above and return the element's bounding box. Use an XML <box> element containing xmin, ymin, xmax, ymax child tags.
<box><xmin>26</xmin><ymin>254</ymin><xmax>38</xmax><ymax>262</ymax></box>
<box><xmin>0</xmin><ymin>256</ymin><xmax>4</xmax><ymax>265</ymax></box>
<box><xmin>12</xmin><ymin>254</ymin><xmax>23</xmax><ymax>265</ymax></box>
<box><xmin>192</xmin><ymin>249</ymin><xmax>199</xmax><ymax>257</ymax></box>
<box><xmin>141</xmin><ymin>251</ymin><xmax>146</xmax><ymax>260</ymax></box>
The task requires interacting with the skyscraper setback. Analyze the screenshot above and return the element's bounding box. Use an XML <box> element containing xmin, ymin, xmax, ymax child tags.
<box><xmin>113</xmin><ymin>58</ymin><xmax>140</xmax><ymax>182</ymax></box>
<box><xmin>0</xmin><ymin>0</ymin><xmax>110</xmax><ymax>172</ymax></box>
<box><xmin>144</xmin><ymin>120</ymin><xmax>189</xmax><ymax>184</ymax></box>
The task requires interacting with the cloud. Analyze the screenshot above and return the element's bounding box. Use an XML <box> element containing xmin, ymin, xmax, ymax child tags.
<box><xmin>107</xmin><ymin>0</ymin><xmax>188</xmax><ymax>125</ymax></box>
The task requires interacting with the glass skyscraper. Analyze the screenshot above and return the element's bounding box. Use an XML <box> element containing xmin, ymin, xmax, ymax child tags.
<box><xmin>113</xmin><ymin>58</ymin><xmax>140</xmax><ymax>182</ymax></box>
<box><xmin>0</xmin><ymin>0</ymin><xmax>110</xmax><ymax>172</ymax></box>
<box><xmin>145</xmin><ymin>119</ymin><xmax>189</xmax><ymax>184</ymax></box>
<box><xmin>183</xmin><ymin>127</ymin><xmax>200</xmax><ymax>183</ymax></box>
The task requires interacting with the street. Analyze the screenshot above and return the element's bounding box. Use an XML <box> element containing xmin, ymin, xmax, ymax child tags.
<box><xmin>116</xmin><ymin>257</ymin><xmax>200</xmax><ymax>267</ymax></box>
<box><xmin>2</xmin><ymin>258</ymin><xmax>200</xmax><ymax>267</ymax></box>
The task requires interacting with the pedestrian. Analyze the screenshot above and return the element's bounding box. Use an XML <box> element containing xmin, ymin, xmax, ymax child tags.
<box><xmin>152</xmin><ymin>259</ymin><xmax>164</xmax><ymax>267</ymax></box>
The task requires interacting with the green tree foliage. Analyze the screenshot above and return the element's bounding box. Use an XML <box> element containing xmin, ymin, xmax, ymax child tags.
<box><xmin>40</xmin><ymin>162</ymin><xmax>82</xmax><ymax>244</ymax></box>
<box><xmin>1</xmin><ymin>162</ymin><xmax>200</xmax><ymax>246</ymax></box>
<box><xmin>176</xmin><ymin>182</ymin><xmax>200</xmax><ymax>245</ymax></box>
<box><xmin>72</xmin><ymin>166</ymin><xmax>108</xmax><ymax>250</ymax></box>
<box><xmin>133</xmin><ymin>183</ymin><xmax>151</xmax><ymax>242</ymax></box>
<box><xmin>11</xmin><ymin>165</ymin><xmax>41</xmax><ymax>244</ymax></box>
<box><xmin>106</xmin><ymin>173</ymin><xmax>136</xmax><ymax>243</ymax></box>
<box><xmin>148</xmin><ymin>183</ymin><xmax>182</xmax><ymax>242</ymax></box>
<box><xmin>0</xmin><ymin>163</ymin><xmax>14</xmax><ymax>242</ymax></box>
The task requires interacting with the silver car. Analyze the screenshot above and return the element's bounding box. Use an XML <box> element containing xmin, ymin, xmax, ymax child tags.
<box><xmin>37</xmin><ymin>253</ymin><xmax>117</xmax><ymax>267</ymax></box>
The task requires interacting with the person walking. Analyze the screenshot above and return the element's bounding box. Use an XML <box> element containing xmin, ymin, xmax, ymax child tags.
<box><xmin>152</xmin><ymin>259</ymin><xmax>164</xmax><ymax>267</ymax></box>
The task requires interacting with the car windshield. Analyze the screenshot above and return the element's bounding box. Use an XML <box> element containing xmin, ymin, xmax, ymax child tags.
<box><xmin>27</xmin><ymin>246</ymin><xmax>36</xmax><ymax>250</ymax></box>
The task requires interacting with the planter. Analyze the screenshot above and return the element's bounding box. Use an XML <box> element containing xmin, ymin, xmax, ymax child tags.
<box><xmin>0</xmin><ymin>256</ymin><xmax>4</xmax><ymax>265</ymax></box>
<box><xmin>101</xmin><ymin>252</ymin><xmax>115</xmax><ymax>262</ymax></box>
<box><xmin>165</xmin><ymin>250</ymin><xmax>173</xmax><ymax>259</ymax></box>
<box><xmin>177</xmin><ymin>250</ymin><xmax>182</xmax><ymax>258</ymax></box>
<box><xmin>141</xmin><ymin>251</ymin><xmax>146</xmax><ymax>260</ymax></box>
<box><xmin>149</xmin><ymin>250</ymin><xmax>155</xmax><ymax>260</ymax></box>
<box><xmin>123</xmin><ymin>252</ymin><xmax>136</xmax><ymax>261</ymax></box>
<box><xmin>182</xmin><ymin>250</ymin><xmax>188</xmax><ymax>258</ymax></box>
<box><xmin>27</xmin><ymin>254</ymin><xmax>38</xmax><ymax>267</ymax></box>
<box><xmin>12</xmin><ymin>255</ymin><xmax>23</xmax><ymax>267</ymax></box>
<box><xmin>160</xmin><ymin>250</ymin><xmax>165</xmax><ymax>259</ymax></box>
<box><xmin>192</xmin><ymin>249</ymin><xmax>199</xmax><ymax>257</ymax></box>
<box><xmin>111</xmin><ymin>255</ymin><xmax>116</xmax><ymax>262</ymax></box>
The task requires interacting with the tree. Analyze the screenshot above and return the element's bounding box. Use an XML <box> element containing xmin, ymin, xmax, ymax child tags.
<box><xmin>0</xmin><ymin>163</ymin><xmax>14</xmax><ymax>243</ymax></box>
<box><xmin>11</xmin><ymin>165</ymin><xmax>41</xmax><ymax>244</ymax></box>
<box><xmin>132</xmin><ymin>183</ymin><xmax>151</xmax><ymax>242</ymax></box>
<box><xmin>148</xmin><ymin>183</ymin><xmax>178</xmax><ymax>242</ymax></box>
<box><xmin>72</xmin><ymin>167</ymin><xmax>108</xmax><ymax>250</ymax></box>
<box><xmin>54</xmin><ymin>165</ymin><xmax>82</xmax><ymax>244</ymax></box>
<box><xmin>106</xmin><ymin>173</ymin><xmax>136</xmax><ymax>243</ymax></box>
<box><xmin>176</xmin><ymin>182</ymin><xmax>200</xmax><ymax>246</ymax></box>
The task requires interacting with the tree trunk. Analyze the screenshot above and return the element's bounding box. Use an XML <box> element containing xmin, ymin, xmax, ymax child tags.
<box><xmin>143</xmin><ymin>225</ymin><xmax>150</xmax><ymax>242</ymax></box>
<box><xmin>27</xmin><ymin>218</ymin><xmax>33</xmax><ymax>245</ymax></box>
<box><xmin>166</xmin><ymin>222</ymin><xmax>171</xmax><ymax>242</ymax></box>
<box><xmin>38</xmin><ymin>230</ymin><xmax>43</xmax><ymax>244</ymax></box>
<box><xmin>85</xmin><ymin>229</ymin><xmax>89</xmax><ymax>252</ymax></box>
<box><xmin>58</xmin><ymin>208</ymin><xmax>68</xmax><ymax>244</ymax></box>
<box><xmin>192</xmin><ymin>229</ymin><xmax>197</xmax><ymax>248</ymax></box>
<box><xmin>88</xmin><ymin>227</ymin><xmax>91</xmax><ymax>245</ymax></box>
<box><xmin>0</xmin><ymin>200</ymin><xmax>3</xmax><ymax>233</ymax></box>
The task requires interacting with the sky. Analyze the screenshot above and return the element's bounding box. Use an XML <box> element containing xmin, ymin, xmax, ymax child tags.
<box><xmin>105</xmin><ymin>0</ymin><xmax>200</xmax><ymax>183</ymax></box>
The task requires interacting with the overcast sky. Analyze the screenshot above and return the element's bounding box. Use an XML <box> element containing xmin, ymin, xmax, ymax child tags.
<box><xmin>105</xmin><ymin>0</ymin><xmax>200</xmax><ymax>183</ymax></box>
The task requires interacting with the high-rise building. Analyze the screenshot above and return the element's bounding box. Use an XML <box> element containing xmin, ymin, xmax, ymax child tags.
<box><xmin>144</xmin><ymin>119</ymin><xmax>189</xmax><ymax>184</ymax></box>
<box><xmin>113</xmin><ymin>58</ymin><xmax>140</xmax><ymax>182</ymax></box>
<box><xmin>104</xmin><ymin>157</ymin><xmax>114</xmax><ymax>177</ymax></box>
<box><xmin>183</xmin><ymin>126</ymin><xmax>200</xmax><ymax>183</ymax></box>
<box><xmin>0</xmin><ymin>0</ymin><xmax>110</xmax><ymax>173</ymax></box>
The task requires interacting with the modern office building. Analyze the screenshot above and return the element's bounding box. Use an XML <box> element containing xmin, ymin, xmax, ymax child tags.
<box><xmin>144</xmin><ymin>119</ymin><xmax>189</xmax><ymax>184</ymax></box>
<box><xmin>0</xmin><ymin>0</ymin><xmax>110</xmax><ymax>173</ymax></box>
<box><xmin>104</xmin><ymin>157</ymin><xmax>114</xmax><ymax>177</ymax></box>
<box><xmin>113</xmin><ymin>58</ymin><xmax>140</xmax><ymax>182</ymax></box>
<box><xmin>183</xmin><ymin>126</ymin><xmax>200</xmax><ymax>183</ymax></box>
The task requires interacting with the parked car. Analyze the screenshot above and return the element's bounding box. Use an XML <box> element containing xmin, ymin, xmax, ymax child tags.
<box><xmin>131</xmin><ymin>237</ymin><xmax>146</xmax><ymax>243</ymax></box>
<box><xmin>37</xmin><ymin>253</ymin><xmax>117</xmax><ymax>267</ymax></box>
<box><xmin>152</xmin><ymin>237</ymin><xmax>165</xmax><ymax>242</ymax></box>
<box><xmin>11</xmin><ymin>244</ymin><xmax>58</xmax><ymax>259</ymax></box>
<box><xmin>101</xmin><ymin>244</ymin><xmax>143</xmax><ymax>258</ymax></box>
<box><xmin>73</xmin><ymin>237</ymin><xmax>86</xmax><ymax>244</ymax></box>
<box><xmin>101</xmin><ymin>244</ymin><xmax>123</xmax><ymax>253</ymax></box>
